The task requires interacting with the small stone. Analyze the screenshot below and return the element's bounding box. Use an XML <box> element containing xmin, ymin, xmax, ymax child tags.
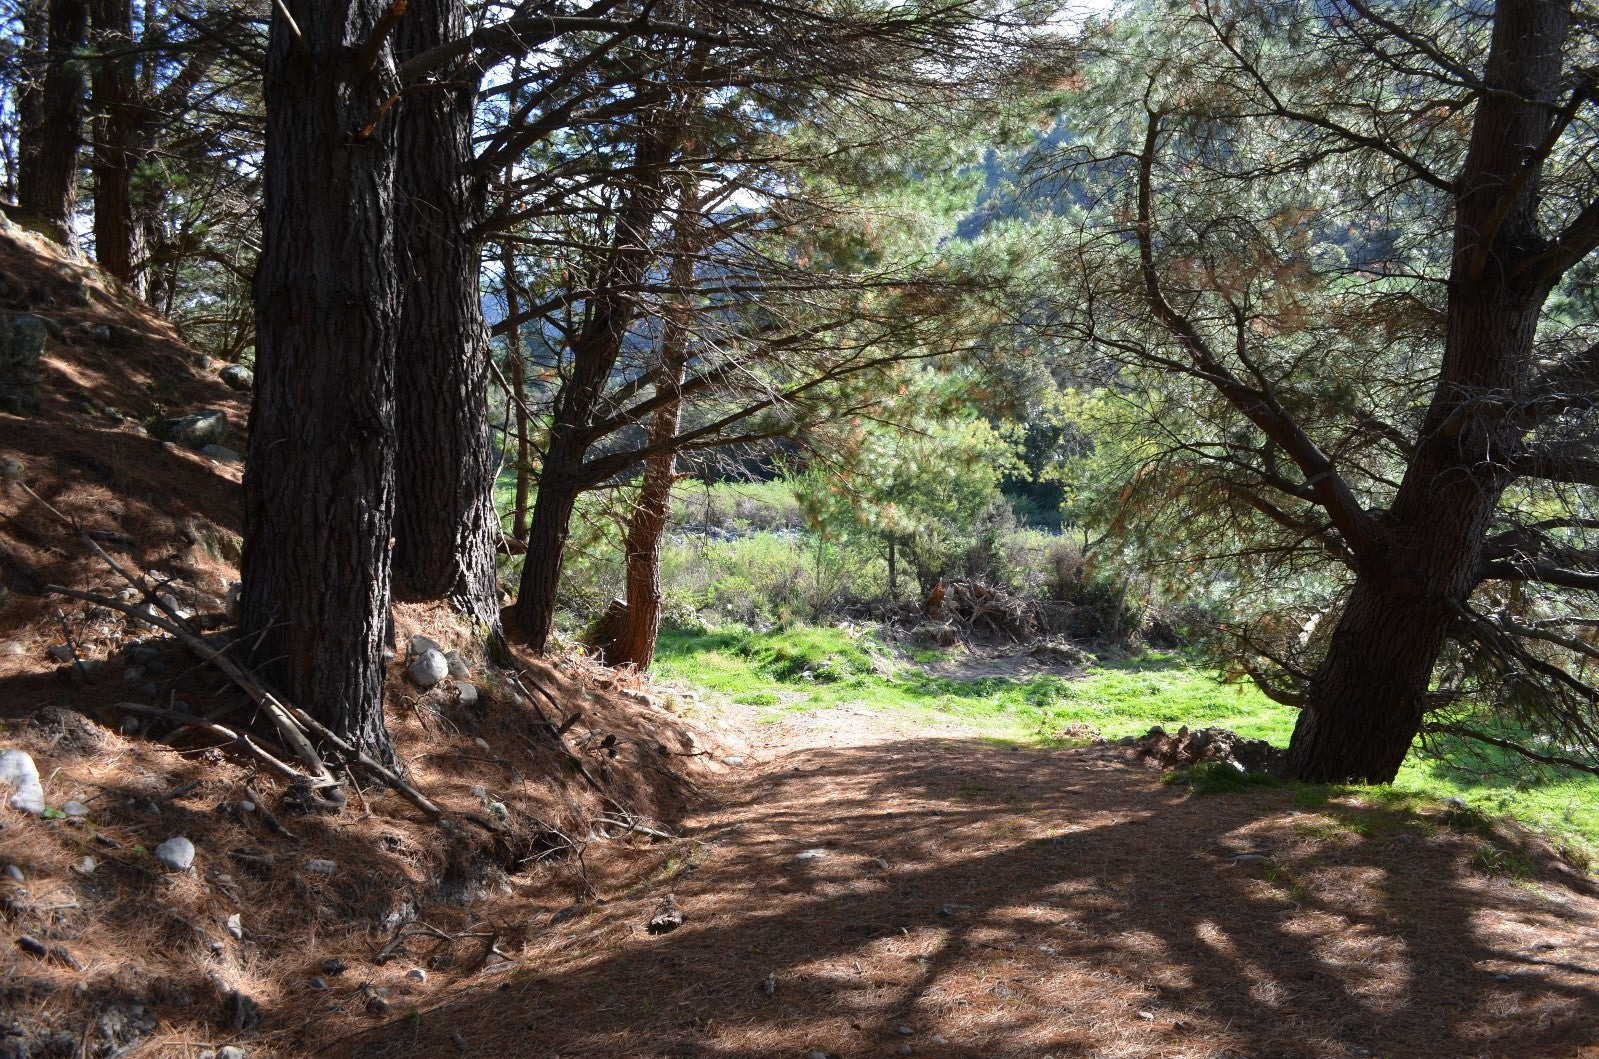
<box><xmin>760</xmin><ymin>972</ymin><xmax>776</xmax><ymax>995</ymax></box>
<box><xmin>722</xmin><ymin>756</ymin><xmax>745</xmax><ymax>766</ymax></box>
<box><xmin>219</xmin><ymin>364</ymin><xmax>253</xmax><ymax>391</ymax></box>
<box><xmin>367</xmin><ymin>995</ymin><xmax>391</xmax><ymax>1015</ymax></box>
<box><xmin>3</xmin><ymin>864</ymin><xmax>23</xmax><ymax>883</ymax></box>
<box><xmin>89</xmin><ymin>323</ymin><xmax>111</xmax><ymax>343</ymax></box>
<box><xmin>305</xmin><ymin>858</ymin><xmax>337</xmax><ymax>875</ymax></box>
<box><xmin>794</xmin><ymin>848</ymin><xmax>828</xmax><ymax>861</ymax></box>
<box><xmin>218</xmin><ymin>1048</ymin><xmax>247</xmax><ymax>1059</ymax></box>
<box><xmin>406</xmin><ymin>648</ymin><xmax>449</xmax><ymax>688</ymax></box>
<box><xmin>62</xmin><ymin>800</ymin><xmax>89</xmax><ymax>818</ymax></box>
<box><xmin>241</xmin><ymin>800</ymin><xmax>256</xmax><ymax>813</ymax></box>
<box><xmin>200</xmin><ymin>444</ymin><xmax>241</xmax><ymax>462</ymax></box>
<box><xmin>1495</xmin><ymin>974</ymin><xmax>1510</xmax><ymax>982</ymax></box>
<box><xmin>450</xmin><ymin>1032</ymin><xmax>471</xmax><ymax>1054</ymax></box>
<box><xmin>1136</xmin><ymin>1010</ymin><xmax>1155</xmax><ymax>1020</ymax></box>
<box><xmin>74</xmin><ymin>855</ymin><xmax>96</xmax><ymax>874</ymax></box>
<box><xmin>870</xmin><ymin>857</ymin><xmax>890</xmax><ymax>870</ymax></box>
<box><xmin>456</xmin><ymin>682</ymin><xmax>479</xmax><ymax>707</ymax></box>
<box><xmin>309</xmin><ymin>977</ymin><xmax>329</xmax><ymax>991</ymax></box>
<box><xmin>930</xmin><ymin>1035</ymin><xmax>948</xmax><ymax>1045</ymax></box>
<box><xmin>0</xmin><ymin>749</ymin><xmax>46</xmax><ymax>815</ymax></box>
<box><xmin>898</xmin><ymin>1026</ymin><xmax>914</xmax><ymax>1036</ymax></box>
<box><xmin>0</xmin><ymin>457</ymin><xmax>23</xmax><ymax>482</ymax></box>
<box><xmin>321</xmin><ymin>957</ymin><xmax>348</xmax><ymax>975</ymax></box>
<box><xmin>226</xmin><ymin>913</ymin><xmax>243</xmax><ymax>939</ymax></box>
<box><xmin>47</xmin><ymin>644</ymin><xmax>74</xmax><ymax>663</ymax></box>
<box><xmin>443</xmin><ymin>650</ymin><xmax>472</xmax><ymax>679</ymax></box>
<box><xmin>406</xmin><ymin>967</ymin><xmax>427</xmax><ymax>983</ymax></box>
<box><xmin>154</xmin><ymin>836</ymin><xmax>196</xmax><ymax>871</ymax></box>
<box><xmin>474</xmin><ymin>737</ymin><xmax>490</xmax><ymax>751</ymax></box>
<box><xmin>899</xmin><ymin>1046</ymin><xmax>912</xmax><ymax>1056</ymax></box>
<box><xmin>409</xmin><ymin>634</ymin><xmax>443</xmax><ymax>656</ymax></box>
<box><xmin>808</xmin><ymin>1052</ymin><xmax>829</xmax><ymax>1059</ymax></box>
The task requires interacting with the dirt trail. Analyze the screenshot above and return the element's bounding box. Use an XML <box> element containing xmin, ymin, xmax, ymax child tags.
<box><xmin>343</xmin><ymin>703</ymin><xmax>1599</xmax><ymax>1059</ymax></box>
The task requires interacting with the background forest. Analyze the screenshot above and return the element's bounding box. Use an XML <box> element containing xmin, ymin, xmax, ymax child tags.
<box><xmin>4</xmin><ymin>0</ymin><xmax>1599</xmax><ymax>828</ymax></box>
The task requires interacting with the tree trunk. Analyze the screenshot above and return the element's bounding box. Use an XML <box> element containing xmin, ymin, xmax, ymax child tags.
<box><xmin>508</xmin><ymin>122</ymin><xmax>678</xmax><ymax>651</ymax></box>
<box><xmin>241</xmin><ymin>0</ymin><xmax>402</xmax><ymax>764</ymax></box>
<box><xmin>390</xmin><ymin>0</ymin><xmax>501</xmax><ymax>633</ymax></box>
<box><xmin>514</xmin><ymin>457</ymin><xmax>582</xmax><ymax>654</ymax></box>
<box><xmin>502</xmin><ymin>241</ymin><xmax>532</xmax><ymax>543</ymax></box>
<box><xmin>611</xmin><ymin>191</ymin><xmax>698</xmax><ymax>670</ymax></box>
<box><xmin>17</xmin><ymin>0</ymin><xmax>88</xmax><ymax>247</ymax></box>
<box><xmin>1285</xmin><ymin>0</ymin><xmax>1566</xmax><ymax>783</ymax></box>
<box><xmin>89</xmin><ymin>0</ymin><xmax>145</xmax><ymax>293</ymax></box>
<box><xmin>11</xmin><ymin>1</ymin><xmax>47</xmax><ymax>207</ymax></box>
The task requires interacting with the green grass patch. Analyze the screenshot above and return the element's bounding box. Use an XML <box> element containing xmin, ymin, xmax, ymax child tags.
<box><xmin>655</xmin><ymin>621</ymin><xmax>1599</xmax><ymax>861</ymax></box>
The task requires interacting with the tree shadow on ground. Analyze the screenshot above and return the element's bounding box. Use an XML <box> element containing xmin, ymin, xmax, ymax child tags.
<box><xmin>335</xmin><ymin>736</ymin><xmax>1599</xmax><ymax>1059</ymax></box>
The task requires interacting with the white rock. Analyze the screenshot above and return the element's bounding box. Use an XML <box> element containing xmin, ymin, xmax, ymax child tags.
<box><xmin>3</xmin><ymin>864</ymin><xmax>23</xmax><ymax>883</ymax></box>
<box><xmin>406</xmin><ymin>649</ymin><xmax>448</xmax><ymax>688</ymax></box>
<box><xmin>443</xmin><ymin>650</ymin><xmax>472</xmax><ymax>679</ymax></box>
<box><xmin>406</xmin><ymin>967</ymin><xmax>426</xmax><ymax>983</ymax></box>
<box><xmin>226</xmin><ymin>913</ymin><xmax>243</xmax><ymax>939</ymax></box>
<box><xmin>154</xmin><ymin>836</ymin><xmax>195</xmax><ymax>871</ymax></box>
<box><xmin>456</xmin><ymin>682</ymin><xmax>479</xmax><ymax>707</ymax></box>
<box><xmin>0</xmin><ymin>750</ymin><xmax>45</xmax><ymax>815</ymax></box>
<box><xmin>305</xmin><ymin>858</ymin><xmax>337</xmax><ymax>875</ymax></box>
<box><xmin>408</xmin><ymin>634</ymin><xmax>443</xmax><ymax>656</ymax></box>
<box><xmin>62</xmin><ymin>800</ymin><xmax>89</xmax><ymax>818</ymax></box>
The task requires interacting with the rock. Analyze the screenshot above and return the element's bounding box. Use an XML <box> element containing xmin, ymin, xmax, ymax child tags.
<box><xmin>443</xmin><ymin>650</ymin><xmax>472</xmax><ymax>679</ymax></box>
<box><xmin>200</xmin><ymin>444</ymin><xmax>241</xmax><ymax>462</ymax></box>
<box><xmin>47</xmin><ymin>644</ymin><xmax>74</xmax><ymax>663</ymax></box>
<box><xmin>9</xmin><ymin>314</ymin><xmax>50</xmax><ymax>367</ymax></box>
<box><xmin>898</xmin><ymin>1026</ymin><xmax>914</xmax><ymax>1036</ymax></box>
<box><xmin>218</xmin><ymin>1048</ymin><xmax>248</xmax><ymax>1059</ymax></box>
<box><xmin>309</xmin><ymin>976</ymin><xmax>329</xmax><ymax>990</ymax></box>
<box><xmin>409</xmin><ymin>634</ymin><xmax>443</xmax><ymax>656</ymax></box>
<box><xmin>407</xmin><ymin>649</ymin><xmax>448</xmax><ymax>688</ymax></box>
<box><xmin>154</xmin><ymin>836</ymin><xmax>196</xmax><ymax>872</ymax></box>
<box><xmin>0</xmin><ymin>749</ymin><xmax>45</xmax><ymax>815</ymax></box>
<box><xmin>794</xmin><ymin>848</ymin><xmax>828</xmax><ymax>861</ymax></box>
<box><xmin>219</xmin><ymin>364</ymin><xmax>253</xmax><ymax>391</ymax></box>
<box><xmin>74</xmin><ymin>855</ymin><xmax>97</xmax><ymax>874</ymax></box>
<box><xmin>226</xmin><ymin>913</ymin><xmax>243</xmax><ymax>940</ymax></box>
<box><xmin>899</xmin><ymin>1046</ymin><xmax>913</xmax><ymax>1056</ymax></box>
<box><xmin>305</xmin><ymin>858</ymin><xmax>337</xmax><ymax>875</ymax></box>
<box><xmin>456</xmin><ymin>682</ymin><xmax>479</xmax><ymax>708</ymax></box>
<box><xmin>225</xmin><ymin>989</ymin><xmax>259</xmax><ymax>1030</ymax></box>
<box><xmin>88</xmin><ymin>323</ymin><xmax>111</xmax><ymax>343</ymax></box>
<box><xmin>3</xmin><ymin>864</ymin><xmax>23</xmax><ymax>883</ymax></box>
<box><xmin>870</xmin><ymin>857</ymin><xmax>890</xmax><ymax>871</ymax></box>
<box><xmin>647</xmin><ymin>893</ymin><xmax>683</xmax><ymax>934</ymax></box>
<box><xmin>62</xmin><ymin>800</ymin><xmax>88</xmax><ymax>818</ymax></box>
<box><xmin>0</xmin><ymin>456</ymin><xmax>20</xmax><ymax>481</ymax></box>
<box><xmin>321</xmin><ymin>957</ymin><xmax>348</xmax><ymax>975</ymax></box>
<box><xmin>1136</xmin><ymin>1010</ymin><xmax>1154</xmax><ymax>1020</ymax></box>
<box><xmin>406</xmin><ymin>968</ymin><xmax>426</xmax><ymax>983</ymax></box>
<box><xmin>450</xmin><ymin>1033</ymin><xmax>472</xmax><ymax>1054</ymax></box>
<box><xmin>722</xmin><ymin>756</ymin><xmax>745</xmax><ymax>766</ymax></box>
<box><xmin>152</xmin><ymin>410</ymin><xmax>229</xmax><ymax>449</ymax></box>
<box><xmin>808</xmin><ymin>1051</ymin><xmax>830</xmax><ymax>1059</ymax></box>
<box><xmin>760</xmin><ymin>972</ymin><xmax>777</xmax><ymax>996</ymax></box>
<box><xmin>909</xmin><ymin>622</ymin><xmax>959</xmax><ymax>648</ymax></box>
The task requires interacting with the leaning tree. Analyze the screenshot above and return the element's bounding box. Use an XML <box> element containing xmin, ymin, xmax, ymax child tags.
<box><xmin>1031</xmin><ymin>0</ymin><xmax>1599</xmax><ymax>782</ymax></box>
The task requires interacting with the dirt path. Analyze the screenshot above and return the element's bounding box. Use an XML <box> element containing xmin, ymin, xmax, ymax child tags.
<box><xmin>343</xmin><ymin>703</ymin><xmax>1599</xmax><ymax>1059</ymax></box>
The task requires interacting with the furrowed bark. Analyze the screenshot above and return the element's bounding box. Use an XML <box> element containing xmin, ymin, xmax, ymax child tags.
<box><xmin>242</xmin><ymin>0</ymin><xmax>402</xmax><ymax>765</ymax></box>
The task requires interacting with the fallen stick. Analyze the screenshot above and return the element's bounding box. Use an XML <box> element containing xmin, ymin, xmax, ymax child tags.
<box><xmin>115</xmin><ymin>702</ymin><xmax>305</xmax><ymax>782</ymax></box>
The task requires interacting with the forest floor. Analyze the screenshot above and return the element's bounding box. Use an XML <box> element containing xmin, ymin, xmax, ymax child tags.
<box><xmin>338</xmin><ymin>699</ymin><xmax>1599</xmax><ymax>1059</ymax></box>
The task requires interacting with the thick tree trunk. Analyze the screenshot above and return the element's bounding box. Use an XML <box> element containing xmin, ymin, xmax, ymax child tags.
<box><xmin>391</xmin><ymin>0</ymin><xmax>501</xmax><ymax>632</ymax></box>
<box><xmin>12</xmin><ymin>1</ymin><xmax>47</xmax><ymax>207</ymax></box>
<box><xmin>89</xmin><ymin>0</ymin><xmax>145</xmax><ymax>293</ymax></box>
<box><xmin>611</xmin><ymin>202</ymin><xmax>697</xmax><ymax>670</ymax></box>
<box><xmin>17</xmin><ymin>0</ymin><xmax>88</xmax><ymax>247</ymax></box>
<box><xmin>1285</xmin><ymin>0</ymin><xmax>1567</xmax><ymax>783</ymax></box>
<box><xmin>241</xmin><ymin>0</ymin><xmax>401</xmax><ymax>764</ymax></box>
